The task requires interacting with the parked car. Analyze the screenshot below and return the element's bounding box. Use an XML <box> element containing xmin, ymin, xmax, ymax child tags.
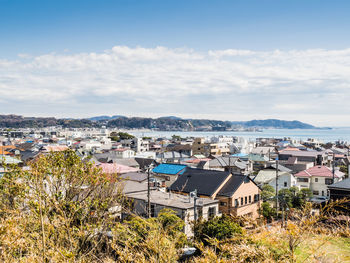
<box><xmin>309</xmin><ymin>196</ymin><xmax>329</xmax><ymax>204</ymax></box>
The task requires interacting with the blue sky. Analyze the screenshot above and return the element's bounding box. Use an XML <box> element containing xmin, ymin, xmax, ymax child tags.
<box><xmin>1</xmin><ymin>0</ymin><xmax>350</xmax><ymax>56</ymax></box>
<box><xmin>0</xmin><ymin>0</ymin><xmax>350</xmax><ymax>125</ymax></box>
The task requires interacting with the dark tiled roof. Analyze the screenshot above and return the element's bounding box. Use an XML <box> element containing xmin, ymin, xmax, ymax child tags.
<box><xmin>20</xmin><ymin>150</ymin><xmax>39</xmax><ymax>162</ymax></box>
<box><xmin>217</xmin><ymin>175</ymin><xmax>250</xmax><ymax>197</ymax></box>
<box><xmin>169</xmin><ymin>168</ymin><xmax>230</xmax><ymax>197</ymax></box>
<box><xmin>328</xmin><ymin>178</ymin><xmax>350</xmax><ymax>190</ymax></box>
<box><xmin>266</xmin><ymin>163</ymin><xmax>292</xmax><ymax>173</ymax></box>
<box><xmin>135</xmin><ymin>157</ymin><xmax>157</xmax><ymax>169</ymax></box>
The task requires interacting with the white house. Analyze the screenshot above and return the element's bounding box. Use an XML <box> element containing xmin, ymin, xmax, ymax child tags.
<box><xmin>113</xmin><ymin>148</ymin><xmax>135</xmax><ymax>159</ymax></box>
<box><xmin>253</xmin><ymin>170</ymin><xmax>297</xmax><ymax>190</ymax></box>
<box><xmin>295</xmin><ymin>165</ymin><xmax>345</xmax><ymax>197</ymax></box>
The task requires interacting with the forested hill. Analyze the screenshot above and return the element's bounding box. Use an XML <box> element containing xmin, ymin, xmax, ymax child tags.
<box><xmin>231</xmin><ymin>119</ymin><xmax>316</xmax><ymax>129</ymax></box>
<box><xmin>0</xmin><ymin>115</ymin><xmax>318</xmax><ymax>129</ymax></box>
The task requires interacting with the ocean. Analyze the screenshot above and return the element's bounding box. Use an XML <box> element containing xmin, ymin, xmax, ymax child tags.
<box><xmin>129</xmin><ymin>127</ymin><xmax>350</xmax><ymax>143</ymax></box>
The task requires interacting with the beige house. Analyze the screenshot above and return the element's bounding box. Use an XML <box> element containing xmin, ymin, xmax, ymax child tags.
<box><xmin>192</xmin><ymin>137</ymin><xmax>230</xmax><ymax>157</ymax></box>
<box><xmin>169</xmin><ymin>168</ymin><xmax>261</xmax><ymax>219</ymax></box>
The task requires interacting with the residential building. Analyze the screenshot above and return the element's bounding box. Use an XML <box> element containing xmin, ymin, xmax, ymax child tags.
<box><xmin>152</xmin><ymin>163</ymin><xmax>187</xmax><ymax>187</ymax></box>
<box><xmin>191</xmin><ymin>137</ymin><xmax>230</xmax><ymax>157</ymax></box>
<box><xmin>252</xmin><ymin>164</ymin><xmax>296</xmax><ymax>190</ymax></box>
<box><xmin>295</xmin><ymin>166</ymin><xmax>345</xmax><ymax>197</ymax></box>
<box><xmin>169</xmin><ymin>168</ymin><xmax>261</xmax><ymax>219</ymax></box>
<box><xmin>328</xmin><ymin>178</ymin><xmax>350</xmax><ymax>201</ymax></box>
<box><xmin>126</xmin><ymin>189</ymin><xmax>220</xmax><ymax>236</ymax></box>
<box><xmin>112</xmin><ymin>148</ymin><xmax>135</xmax><ymax>159</ymax></box>
<box><xmin>208</xmin><ymin>156</ymin><xmax>249</xmax><ymax>174</ymax></box>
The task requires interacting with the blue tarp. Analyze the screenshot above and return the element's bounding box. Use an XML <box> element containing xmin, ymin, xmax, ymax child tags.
<box><xmin>152</xmin><ymin>163</ymin><xmax>187</xmax><ymax>175</ymax></box>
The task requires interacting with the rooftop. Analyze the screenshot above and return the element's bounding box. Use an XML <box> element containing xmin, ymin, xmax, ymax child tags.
<box><xmin>126</xmin><ymin>190</ymin><xmax>218</xmax><ymax>210</ymax></box>
<box><xmin>169</xmin><ymin>168</ymin><xmax>231</xmax><ymax>197</ymax></box>
<box><xmin>295</xmin><ymin>166</ymin><xmax>344</xmax><ymax>178</ymax></box>
<box><xmin>152</xmin><ymin>163</ymin><xmax>187</xmax><ymax>175</ymax></box>
<box><xmin>328</xmin><ymin>178</ymin><xmax>350</xmax><ymax>190</ymax></box>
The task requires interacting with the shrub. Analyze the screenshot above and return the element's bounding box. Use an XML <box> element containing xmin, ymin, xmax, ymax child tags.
<box><xmin>193</xmin><ymin>215</ymin><xmax>243</xmax><ymax>244</ymax></box>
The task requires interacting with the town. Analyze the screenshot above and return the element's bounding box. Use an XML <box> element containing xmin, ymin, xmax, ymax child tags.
<box><xmin>1</xmin><ymin>126</ymin><xmax>349</xmax><ymax>238</ymax></box>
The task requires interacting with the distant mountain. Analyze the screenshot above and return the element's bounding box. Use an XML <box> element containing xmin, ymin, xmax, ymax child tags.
<box><xmin>0</xmin><ymin>115</ymin><xmax>320</xmax><ymax>130</ymax></box>
<box><xmin>231</xmin><ymin>119</ymin><xmax>315</xmax><ymax>129</ymax></box>
<box><xmin>158</xmin><ymin>116</ymin><xmax>183</xmax><ymax>120</ymax></box>
<box><xmin>88</xmin><ymin>115</ymin><xmax>125</xmax><ymax>121</ymax></box>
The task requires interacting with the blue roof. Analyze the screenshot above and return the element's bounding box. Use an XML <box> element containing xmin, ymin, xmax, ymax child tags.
<box><xmin>152</xmin><ymin>163</ymin><xmax>187</xmax><ymax>175</ymax></box>
<box><xmin>232</xmin><ymin>153</ymin><xmax>247</xmax><ymax>157</ymax></box>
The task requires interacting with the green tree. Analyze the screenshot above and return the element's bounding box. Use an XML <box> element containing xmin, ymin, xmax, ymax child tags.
<box><xmin>260</xmin><ymin>202</ymin><xmax>276</xmax><ymax>221</ymax></box>
<box><xmin>117</xmin><ymin>132</ymin><xmax>135</xmax><ymax>140</ymax></box>
<box><xmin>171</xmin><ymin>135</ymin><xmax>182</xmax><ymax>141</ymax></box>
<box><xmin>261</xmin><ymin>184</ymin><xmax>275</xmax><ymax>201</ymax></box>
<box><xmin>0</xmin><ymin>150</ymin><xmax>123</xmax><ymax>261</ymax></box>
<box><xmin>193</xmin><ymin>215</ymin><xmax>242</xmax><ymax>244</ymax></box>
<box><xmin>278</xmin><ymin>187</ymin><xmax>312</xmax><ymax>209</ymax></box>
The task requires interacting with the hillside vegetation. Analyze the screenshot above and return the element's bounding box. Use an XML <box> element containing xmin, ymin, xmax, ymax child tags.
<box><xmin>0</xmin><ymin>151</ymin><xmax>348</xmax><ymax>262</ymax></box>
<box><xmin>0</xmin><ymin>114</ymin><xmax>317</xmax><ymax>129</ymax></box>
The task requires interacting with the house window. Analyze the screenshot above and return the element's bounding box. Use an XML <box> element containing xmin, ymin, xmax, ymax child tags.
<box><xmin>245</xmin><ymin>196</ymin><xmax>247</xmax><ymax>205</ymax></box>
<box><xmin>235</xmin><ymin>199</ymin><xmax>239</xmax><ymax>207</ymax></box>
<box><xmin>197</xmin><ymin>207</ymin><xmax>203</xmax><ymax>218</ymax></box>
<box><xmin>208</xmin><ymin>207</ymin><xmax>216</xmax><ymax>218</ymax></box>
<box><xmin>151</xmin><ymin>204</ymin><xmax>155</xmax><ymax>217</ymax></box>
<box><xmin>322</xmin><ymin>190</ymin><xmax>325</xmax><ymax>196</ymax></box>
<box><xmin>241</xmin><ymin>197</ymin><xmax>243</xmax><ymax>206</ymax></box>
<box><xmin>315</xmin><ymin>178</ymin><xmax>318</xmax><ymax>183</ymax></box>
<box><xmin>254</xmin><ymin>194</ymin><xmax>259</xmax><ymax>202</ymax></box>
<box><xmin>325</xmin><ymin>178</ymin><xmax>333</xmax><ymax>185</ymax></box>
<box><xmin>198</xmin><ymin>148</ymin><xmax>201</xmax><ymax>151</ymax></box>
<box><xmin>249</xmin><ymin>196</ymin><xmax>251</xmax><ymax>203</ymax></box>
<box><xmin>297</xmin><ymin>178</ymin><xmax>309</xmax><ymax>183</ymax></box>
<box><xmin>313</xmin><ymin>190</ymin><xmax>319</xmax><ymax>196</ymax></box>
<box><xmin>220</xmin><ymin>202</ymin><xmax>227</xmax><ymax>206</ymax></box>
<box><xmin>284</xmin><ymin>182</ymin><xmax>287</xmax><ymax>187</ymax></box>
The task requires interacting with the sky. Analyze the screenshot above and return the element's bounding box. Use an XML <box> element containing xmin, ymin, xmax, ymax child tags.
<box><xmin>1</xmin><ymin>0</ymin><xmax>350</xmax><ymax>126</ymax></box>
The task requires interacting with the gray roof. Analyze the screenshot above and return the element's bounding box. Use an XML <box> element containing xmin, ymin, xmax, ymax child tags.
<box><xmin>127</xmin><ymin>190</ymin><xmax>218</xmax><ymax>210</ymax></box>
<box><xmin>328</xmin><ymin>178</ymin><xmax>350</xmax><ymax>190</ymax></box>
<box><xmin>266</xmin><ymin>162</ymin><xmax>292</xmax><ymax>173</ymax></box>
<box><xmin>119</xmin><ymin>180</ymin><xmax>149</xmax><ymax>194</ymax></box>
<box><xmin>279</xmin><ymin>150</ymin><xmax>322</xmax><ymax>158</ymax></box>
<box><xmin>93</xmin><ymin>153</ymin><xmax>110</xmax><ymax>162</ymax></box>
<box><xmin>157</xmin><ymin>151</ymin><xmax>189</xmax><ymax>159</ymax></box>
<box><xmin>253</xmin><ymin>170</ymin><xmax>292</xmax><ymax>184</ymax></box>
<box><xmin>209</xmin><ymin>156</ymin><xmax>247</xmax><ymax>170</ymax></box>
<box><xmin>217</xmin><ymin>175</ymin><xmax>252</xmax><ymax>197</ymax></box>
<box><xmin>134</xmin><ymin>157</ymin><xmax>157</xmax><ymax>169</ymax></box>
<box><xmin>169</xmin><ymin>168</ymin><xmax>230</xmax><ymax>197</ymax></box>
<box><xmin>120</xmin><ymin>172</ymin><xmax>148</xmax><ymax>182</ymax></box>
<box><xmin>112</xmin><ymin>158</ymin><xmax>139</xmax><ymax>168</ymax></box>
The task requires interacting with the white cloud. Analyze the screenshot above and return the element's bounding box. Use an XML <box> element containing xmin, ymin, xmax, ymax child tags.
<box><xmin>0</xmin><ymin>46</ymin><xmax>350</xmax><ymax>126</ymax></box>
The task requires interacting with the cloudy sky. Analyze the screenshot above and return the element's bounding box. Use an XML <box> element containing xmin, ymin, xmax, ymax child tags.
<box><xmin>1</xmin><ymin>0</ymin><xmax>350</xmax><ymax>126</ymax></box>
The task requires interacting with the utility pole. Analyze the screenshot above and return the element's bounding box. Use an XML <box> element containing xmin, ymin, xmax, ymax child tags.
<box><xmin>275</xmin><ymin>157</ymin><xmax>279</xmax><ymax>219</ymax></box>
<box><xmin>191</xmin><ymin>190</ymin><xmax>198</xmax><ymax>221</ymax></box>
<box><xmin>332</xmin><ymin>153</ymin><xmax>335</xmax><ymax>184</ymax></box>
<box><xmin>147</xmin><ymin>166</ymin><xmax>151</xmax><ymax>218</ymax></box>
<box><xmin>347</xmin><ymin>147</ymin><xmax>350</xmax><ymax>179</ymax></box>
<box><xmin>228</xmin><ymin>155</ymin><xmax>231</xmax><ymax>174</ymax></box>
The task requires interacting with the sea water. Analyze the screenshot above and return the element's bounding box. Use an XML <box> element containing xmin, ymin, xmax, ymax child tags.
<box><xmin>130</xmin><ymin>127</ymin><xmax>350</xmax><ymax>143</ymax></box>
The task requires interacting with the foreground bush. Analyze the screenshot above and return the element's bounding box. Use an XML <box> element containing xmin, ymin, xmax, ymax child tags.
<box><xmin>193</xmin><ymin>214</ymin><xmax>243</xmax><ymax>244</ymax></box>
